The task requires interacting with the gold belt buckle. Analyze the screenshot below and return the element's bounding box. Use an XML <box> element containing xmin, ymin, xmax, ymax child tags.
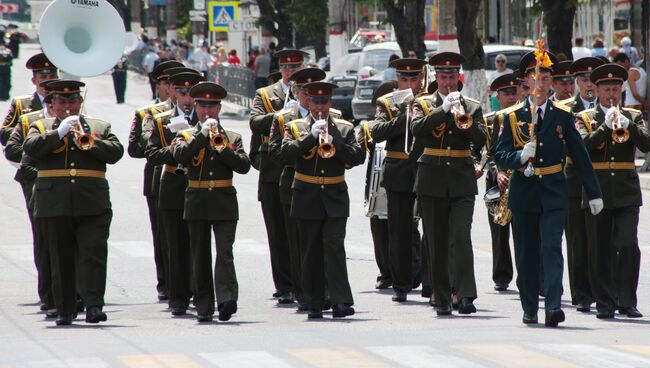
<box><xmin>609</xmin><ymin>162</ymin><xmax>616</xmax><ymax>169</ymax></box>
<box><xmin>318</xmin><ymin>176</ymin><xmax>325</xmax><ymax>185</ymax></box>
<box><xmin>69</xmin><ymin>168</ymin><xmax>77</xmax><ymax>177</ymax></box>
<box><xmin>534</xmin><ymin>168</ymin><xmax>541</xmax><ymax>176</ymax></box>
<box><xmin>208</xmin><ymin>180</ymin><xmax>215</xmax><ymax>188</ymax></box>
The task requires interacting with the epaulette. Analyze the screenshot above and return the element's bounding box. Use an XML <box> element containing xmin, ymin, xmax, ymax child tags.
<box><xmin>333</xmin><ymin>118</ymin><xmax>353</xmax><ymax>126</ymax></box>
<box><xmin>275</xmin><ymin>108</ymin><xmax>295</xmax><ymax>117</ymax></box>
<box><xmin>557</xmin><ymin>96</ymin><xmax>576</xmax><ymax>106</ymax></box>
<box><xmin>378</xmin><ymin>91</ymin><xmax>394</xmax><ymax>101</ymax></box>
<box><xmin>287</xmin><ymin>117</ymin><xmax>309</xmax><ymax>126</ymax></box>
<box><xmin>154</xmin><ymin>110</ymin><xmax>173</xmax><ymax>120</ymax></box>
<box><xmin>21</xmin><ymin>110</ymin><xmax>44</xmax><ymax>119</ymax></box>
<box><xmin>329</xmin><ymin>108</ymin><xmax>342</xmax><ymax>116</ymax></box>
<box><xmin>15</xmin><ymin>95</ymin><xmax>32</xmax><ymax>102</ymax></box>
<box><xmin>223</xmin><ymin>127</ymin><xmax>241</xmax><ymax>136</ymax></box>
<box><xmin>579</xmin><ymin>108</ymin><xmax>596</xmax><ymax>114</ymax></box>
<box><xmin>552</xmin><ymin>101</ymin><xmax>572</xmax><ymax>113</ymax></box>
<box><xmin>623</xmin><ymin>107</ymin><xmax>642</xmax><ymax>114</ymax></box>
<box><xmin>463</xmin><ymin>96</ymin><xmax>480</xmax><ymax>104</ymax></box>
<box><xmin>500</xmin><ymin>101</ymin><xmax>524</xmax><ymax>115</ymax></box>
<box><xmin>416</xmin><ymin>94</ymin><xmax>435</xmax><ymax>102</ymax></box>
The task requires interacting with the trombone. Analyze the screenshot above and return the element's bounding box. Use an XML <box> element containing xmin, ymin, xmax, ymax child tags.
<box><xmin>610</xmin><ymin>99</ymin><xmax>629</xmax><ymax>143</ymax></box>
<box><xmin>447</xmin><ymin>86</ymin><xmax>473</xmax><ymax>130</ymax></box>
<box><xmin>317</xmin><ymin>111</ymin><xmax>336</xmax><ymax>159</ymax></box>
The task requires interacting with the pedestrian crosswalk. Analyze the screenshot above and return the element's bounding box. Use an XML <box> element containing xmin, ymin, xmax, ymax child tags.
<box><xmin>13</xmin><ymin>344</ymin><xmax>650</xmax><ymax>368</ymax></box>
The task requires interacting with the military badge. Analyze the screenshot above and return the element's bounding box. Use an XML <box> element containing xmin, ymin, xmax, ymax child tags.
<box><xmin>556</xmin><ymin>124</ymin><xmax>564</xmax><ymax>139</ymax></box>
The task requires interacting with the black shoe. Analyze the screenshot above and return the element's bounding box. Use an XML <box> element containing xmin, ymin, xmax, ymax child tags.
<box><xmin>308</xmin><ymin>310</ymin><xmax>323</xmax><ymax>319</ymax></box>
<box><xmin>429</xmin><ymin>296</ymin><xmax>437</xmax><ymax>307</ymax></box>
<box><xmin>457</xmin><ymin>297</ymin><xmax>477</xmax><ymax>314</ymax></box>
<box><xmin>544</xmin><ymin>309</ymin><xmax>565</xmax><ymax>327</ymax></box>
<box><xmin>297</xmin><ymin>302</ymin><xmax>309</xmax><ymax>312</ymax></box>
<box><xmin>40</xmin><ymin>302</ymin><xmax>48</xmax><ymax>311</ymax></box>
<box><xmin>322</xmin><ymin>300</ymin><xmax>332</xmax><ymax>311</ymax></box>
<box><xmin>45</xmin><ymin>309</ymin><xmax>58</xmax><ymax>319</ymax></box>
<box><xmin>494</xmin><ymin>282</ymin><xmax>508</xmax><ymax>292</ymax></box>
<box><xmin>197</xmin><ymin>314</ymin><xmax>213</xmax><ymax>323</ymax></box>
<box><xmin>56</xmin><ymin>314</ymin><xmax>74</xmax><ymax>326</ymax></box>
<box><xmin>375</xmin><ymin>278</ymin><xmax>392</xmax><ymax>290</ymax></box>
<box><xmin>392</xmin><ymin>291</ymin><xmax>407</xmax><ymax>302</ymax></box>
<box><xmin>332</xmin><ymin>304</ymin><xmax>355</xmax><ymax>318</ymax></box>
<box><xmin>451</xmin><ymin>294</ymin><xmax>460</xmax><ymax>310</ymax></box>
<box><xmin>277</xmin><ymin>292</ymin><xmax>295</xmax><ymax>304</ymax></box>
<box><xmin>523</xmin><ymin>313</ymin><xmax>538</xmax><ymax>324</ymax></box>
<box><xmin>411</xmin><ymin>273</ymin><xmax>422</xmax><ymax>289</ymax></box>
<box><xmin>85</xmin><ymin>306</ymin><xmax>107</xmax><ymax>324</ymax></box>
<box><xmin>421</xmin><ymin>285</ymin><xmax>432</xmax><ymax>298</ymax></box>
<box><xmin>171</xmin><ymin>307</ymin><xmax>187</xmax><ymax>316</ymax></box>
<box><xmin>218</xmin><ymin>300</ymin><xmax>237</xmax><ymax>321</ymax></box>
<box><xmin>157</xmin><ymin>291</ymin><xmax>169</xmax><ymax>301</ymax></box>
<box><xmin>597</xmin><ymin>309</ymin><xmax>615</xmax><ymax>319</ymax></box>
<box><xmin>436</xmin><ymin>304</ymin><xmax>452</xmax><ymax>316</ymax></box>
<box><xmin>619</xmin><ymin>307</ymin><xmax>643</xmax><ymax>318</ymax></box>
<box><xmin>576</xmin><ymin>302</ymin><xmax>591</xmax><ymax>313</ymax></box>
<box><xmin>272</xmin><ymin>291</ymin><xmax>281</xmax><ymax>298</ymax></box>
<box><xmin>76</xmin><ymin>299</ymin><xmax>85</xmax><ymax>313</ymax></box>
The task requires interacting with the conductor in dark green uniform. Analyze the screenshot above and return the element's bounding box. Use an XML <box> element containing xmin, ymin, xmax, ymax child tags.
<box><xmin>250</xmin><ymin>49</ymin><xmax>307</xmax><ymax>303</ymax></box>
<box><xmin>280</xmin><ymin>82</ymin><xmax>364</xmax><ymax>319</ymax></box>
<box><xmin>371</xmin><ymin>58</ymin><xmax>426</xmax><ymax>302</ymax></box>
<box><xmin>577</xmin><ymin>64</ymin><xmax>650</xmax><ymax>319</ymax></box>
<box><xmin>411</xmin><ymin>52</ymin><xmax>486</xmax><ymax>316</ymax></box>
<box><xmin>112</xmin><ymin>55</ymin><xmax>128</xmax><ymax>104</ymax></box>
<box><xmin>495</xmin><ymin>50</ymin><xmax>603</xmax><ymax>327</ymax></box>
<box><xmin>23</xmin><ymin>80</ymin><xmax>124</xmax><ymax>325</ymax></box>
<box><xmin>172</xmin><ymin>82</ymin><xmax>251</xmax><ymax>322</ymax></box>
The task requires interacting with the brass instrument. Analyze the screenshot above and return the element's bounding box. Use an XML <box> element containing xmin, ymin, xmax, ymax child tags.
<box><xmin>71</xmin><ymin>121</ymin><xmax>95</xmax><ymax>150</ymax></box>
<box><xmin>447</xmin><ymin>86</ymin><xmax>473</xmax><ymax>130</ymax></box>
<box><xmin>318</xmin><ymin>112</ymin><xmax>336</xmax><ymax>159</ymax></box>
<box><xmin>610</xmin><ymin>99</ymin><xmax>629</xmax><ymax>143</ymax></box>
<box><xmin>493</xmin><ymin>189</ymin><xmax>512</xmax><ymax>226</ymax></box>
<box><xmin>175</xmin><ymin>108</ymin><xmax>192</xmax><ymax>175</ymax></box>
<box><xmin>209</xmin><ymin>120</ymin><xmax>228</xmax><ymax>151</ymax></box>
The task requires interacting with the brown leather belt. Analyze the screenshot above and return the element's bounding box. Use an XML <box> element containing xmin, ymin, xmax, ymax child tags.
<box><xmin>294</xmin><ymin>172</ymin><xmax>345</xmax><ymax>185</ymax></box>
<box><xmin>516</xmin><ymin>163</ymin><xmax>563</xmax><ymax>176</ymax></box>
<box><xmin>164</xmin><ymin>164</ymin><xmax>187</xmax><ymax>175</ymax></box>
<box><xmin>385</xmin><ymin>150</ymin><xmax>409</xmax><ymax>159</ymax></box>
<box><xmin>592</xmin><ymin>162</ymin><xmax>635</xmax><ymax>170</ymax></box>
<box><xmin>37</xmin><ymin>169</ymin><xmax>105</xmax><ymax>178</ymax></box>
<box><xmin>423</xmin><ymin>147</ymin><xmax>472</xmax><ymax>158</ymax></box>
<box><xmin>187</xmin><ymin>179</ymin><xmax>233</xmax><ymax>189</ymax></box>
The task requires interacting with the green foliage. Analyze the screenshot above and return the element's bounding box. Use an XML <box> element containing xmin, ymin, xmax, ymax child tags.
<box><xmin>286</xmin><ymin>0</ymin><xmax>328</xmax><ymax>41</ymax></box>
<box><xmin>177</xmin><ymin>0</ymin><xmax>192</xmax><ymax>28</ymax></box>
<box><xmin>177</xmin><ymin>21</ymin><xmax>193</xmax><ymax>41</ymax></box>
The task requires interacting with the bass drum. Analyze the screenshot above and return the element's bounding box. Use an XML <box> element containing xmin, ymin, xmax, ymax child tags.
<box><xmin>365</xmin><ymin>141</ymin><xmax>388</xmax><ymax>219</ymax></box>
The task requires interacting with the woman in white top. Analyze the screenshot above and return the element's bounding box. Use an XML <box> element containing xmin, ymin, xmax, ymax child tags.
<box><xmin>614</xmin><ymin>53</ymin><xmax>647</xmax><ymax>111</ymax></box>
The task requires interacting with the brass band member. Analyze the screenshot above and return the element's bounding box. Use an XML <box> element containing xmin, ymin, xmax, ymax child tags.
<box><xmin>172</xmin><ymin>82</ymin><xmax>251</xmax><ymax>322</ymax></box>
<box><xmin>127</xmin><ymin>60</ymin><xmax>183</xmax><ymax>301</ymax></box>
<box><xmin>483</xmin><ymin>72</ymin><xmax>518</xmax><ymax>292</ymax></box>
<box><xmin>280</xmin><ymin>82</ymin><xmax>364</xmax><ymax>319</ymax></box>
<box><xmin>411</xmin><ymin>52</ymin><xmax>486</xmax><ymax>315</ymax></box>
<box><xmin>250</xmin><ymin>49</ymin><xmax>308</xmax><ymax>303</ymax></box>
<box><xmin>577</xmin><ymin>64</ymin><xmax>650</xmax><ymax>319</ymax></box>
<box><xmin>23</xmin><ymin>80</ymin><xmax>124</xmax><ymax>325</ymax></box>
<box><xmin>550</xmin><ymin>60</ymin><xmax>575</xmax><ymax>102</ymax></box>
<box><xmin>371</xmin><ymin>58</ymin><xmax>426</xmax><ymax>302</ymax></box>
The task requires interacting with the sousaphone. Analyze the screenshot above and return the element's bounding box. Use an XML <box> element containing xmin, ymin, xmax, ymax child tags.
<box><xmin>39</xmin><ymin>0</ymin><xmax>126</xmax><ymax>77</ymax></box>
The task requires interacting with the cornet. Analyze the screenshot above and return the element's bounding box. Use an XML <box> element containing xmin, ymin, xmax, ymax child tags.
<box><xmin>208</xmin><ymin>117</ymin><xmax>228</xmax><ymax>151</ymax></box>
<box><xmin>447</xmin><ymin>86</ymin><xmax>473</xmax><ymax>130</ymax></box>
<box><xmin>317</xmin><ymin>112</ymin><xmax>336</xmax><ymax>159</ymax></box>
<box><xmin>610</xmin><ymin>99</ymin><xmax>629</xmax><ymax>143</ymax></box>
<box><xmin>66</xmin><ymin>109</ymin><xmax>94</xmax><ymax>150</ymax></box>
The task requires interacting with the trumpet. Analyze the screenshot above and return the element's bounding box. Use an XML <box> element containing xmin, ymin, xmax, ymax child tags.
<box><xmin>447</xmin><ymin>86</ymin><xmax>473</xmax><ymax>130</ymax></box>
<box><xmin>209</xmin><ymin>121</ymin><xmax>228</xmax><ymax>151</ymax></box>
<box><xmin>610</xmin><ymin>99</ymin><xmax>629</xmax><ymax>143</ymax></box>
<box><xmin>66</xmin><ymin>109</ymin><xmax>94</xmax><ymax>150</ymax></box>
<box><xmin>317</xmin><ymin>112</ymin><xmax>336</xmax><ymax>159</ymax></box>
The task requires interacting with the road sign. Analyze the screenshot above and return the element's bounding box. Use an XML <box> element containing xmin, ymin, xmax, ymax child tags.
<box><xmin>208</xmin><ymin>1</ymin><xmax>238</xmax><ymax>32</ymax></box>
<box><xmin>190</xmin><ymin>15</ymin><xmax>206</xmax><ymax>22</ymax></box>
<box><xmin>229</xmin><ymin>21</ymin><xmax>256</xmax><ymax>33</ymax></box>
<box><xmin>189</xmin><ymin>10</ymin><xmax>207</xmax><ymax>16</ymax></box>
<box><xmin>0</xmin><ymin>3</ymin><xmax>19</xmax><ymax>13</ymax></box>
<box><xmin>193</xmin><ymin>0</ymin><xmax>205</xmax><ymax>10</ymax></box>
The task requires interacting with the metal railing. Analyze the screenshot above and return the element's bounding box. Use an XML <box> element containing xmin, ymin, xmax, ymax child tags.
<box><xmin>208</xmin><ymin>64</ymin><xmax>256</xmax><ymax>109</ymax></box>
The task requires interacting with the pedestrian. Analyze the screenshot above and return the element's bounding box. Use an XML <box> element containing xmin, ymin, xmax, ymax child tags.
<box><xmin>0</xmin><ymin>43</ymin><xmax>12</xmax><ymax>101</ymax></box>
<box><xmin>614</xmin><ymin>53</ymin><xmax>647</xmax><ymax>112</ymax></box>
<box><xmin>253</xmin><ymin>47</ymin><xmax>271</xmax><ymax>89</ymax></box>
<box><xmin>591</xmin><ymin>37</ymin><xmax>607</xmax><ymax>58</ymax></box>
<box><xmin>190</xmin><ymin>42</ymin><xmax>211</xmax><ymax>78</ymax></box>
<box><xmin>269</xmin><ymin>42</ymin><xmax>279</xmax><ymax>73</ymax></box>
<box><xmin>142</xmin><ymin>45</ymin><xmax>159</xmax><ymax>99</ymax></box>
<box><xmin>112</xmin><ymin>55</ymin><xmax>128</xmax><ymax>104</ymax></box>
<box><xmin>619</xmin><ymin>37</ymin><xmax>639</xmax><ymax>65</ymax></box>
<box><xmin>172</xmin><ymin>82</ymin><xmax>251</xmax><ymax>323</ymax></box>
<box><xmin>494</xmin><ymin>48</ymin><xmax>602</xmax><ymax>327</ymax></box>
<box><xmin>382</xmin><ymin>54</ymin><xmax>399</xmax><ymax>81</ymax></box>
<box><xmin>487</xmin><ymin>54</ymin><xmax>514</xmax><ymax>111</ymax></box>
<box><xmin>577</xmin><ymin>63</ymin><xmax>650</xmax><ymax>320</ymax></box>
<box><xmin>247</xmin><ymin>47</ymin><xmax>258</xmax><ymax>70</ymax></box>
<box><xmin>217</xmin><ymin>47</ymin><xmax>228</xmax><ymax>65</ymax></box>
<box><xmin>23</xmin><ymin>79</ymin><xmax>125</xmax><ymax>325</ymax></box>
<box><xmin>571</xmin><ymin>37</ymin><xmax>591</xmax><ymax>60</ymax></box>
<box><xmin>7</xmin><ymin>28</ymin><xmax>21</xmax><ymax>59</ymax></box>
<box><xmin>227</xmin><ymin>49</ymin><xmax>241</xmax><ymax>65</ymax></box>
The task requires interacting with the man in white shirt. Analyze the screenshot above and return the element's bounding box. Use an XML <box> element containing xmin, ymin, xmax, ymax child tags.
<box><xmin>142</xmin><ymin>46</ymin><xmax>160</xmax><ymax>99</ymax></box>
<box><xmin>571</xmin><ymin>37</ymin><xmax>592</xmax><ymax>60</ymax></box>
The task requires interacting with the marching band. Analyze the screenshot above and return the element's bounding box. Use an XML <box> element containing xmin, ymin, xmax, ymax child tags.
<box><xmin>2</xmin><ymin>39</ymin><xmax>649</xmax><ymax>328</ymax></box>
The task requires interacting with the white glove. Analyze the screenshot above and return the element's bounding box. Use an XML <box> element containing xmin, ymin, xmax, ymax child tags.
<box><xmin>604</xmin><ymin>107</ymin><xmax>616</xmax><ymax>129</ymax></box>
<box><xmin>520</xmin><ymin>141</ymin><xmax>536</xmax><ymax>164</ymax></box>
<box><xmin>311</xmin><ymin>120</ymin><xmax>327</xmax><ymax>138</ymax></box>
<box><xmin>284</xmin><ymin>99</ymin><xmax>298</xmax><ymax>109</ymax></box>
<box><xmin>619</xmin><ymin>114</ymin><xmax>630</xmax><ymax>129</ymax></box>
<box><xmin>442</xmin><ymin>91</ymin><xmax>461</xmax><ymax>113</ymax></box>
<box><xmin>200</xmin><ymin>118</ymin><xmax>218</xmax><ymax>137</ymax></box>
<box><xmin>325</xmin><ymin>134</ymin><xmax>333</xmax><ymax>144</ymax></box>
<box><xmin>57</xmin><ymin>115</ymin><xmax>78</xmax><ymax>138</ymax></box>
<box><xmin>589</xmin><ymin>198</ymin><xmax>604</xmax><ymax>215</ymax></box>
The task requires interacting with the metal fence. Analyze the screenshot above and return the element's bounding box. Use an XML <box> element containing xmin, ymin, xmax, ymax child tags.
<box><xmin>208</xmin><ymin>64</ymin><xmax>256</xmax><ymax>109</ymax></box>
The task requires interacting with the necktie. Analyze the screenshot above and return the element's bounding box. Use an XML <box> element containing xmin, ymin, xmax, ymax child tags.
<box><xmin>536</xmin><ymin>107</ymin><xmax>543</xmax><ymax>131</ymax></box>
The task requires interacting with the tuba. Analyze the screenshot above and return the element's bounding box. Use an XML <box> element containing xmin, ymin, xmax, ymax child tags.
<box><xmin>447</xmin><ymin>86</ymin><xmax>473</xmax><ymax>130</ymax></box>
<box><xmin>39</xmin><ymin>0</ymin><xmax>126</xmax><ymax>77</ymax></box>
<box><xmin>610</xmin><ymin>99</ymin><xmax>629</xmax><ymax>143</ymax></box>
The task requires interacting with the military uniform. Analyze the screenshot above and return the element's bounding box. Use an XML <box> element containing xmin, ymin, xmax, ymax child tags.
<box><xmin>23</xmin><ymin>80</ymin><xmax>124</xmax><ymax>324</ymax></box>
<box><xmin>0</xmin><ymin>46</ymin><xmax>11</xmax><ymax>100</ymax></box>
<box><xmin>577</xmin><ymin>64</ymin><xmax>650</xmax><ymax>318</ymax></box>
<box><xmin>280</xmin><ymin>82</ymin><xmax>364</xmax><ymax>317</ymax></box>
<box><xmin>2</xmin><ymin>93</ymin><xmax>43</xmax><ymax>146</ymax></box>
<box><xmin>112</xmin><ymin>56</ymin><xmax>128</xmax><ymax>103</ymax></box>
<box><xmin>172</xmin><ymin>82</ymin><xmax>251</xmax><ymax>321</ymax></box>
<box><xmin>371</xmin><ymin>75</ymin><xmax>425</xmax><ymax>298</ymax></box>
<box><xmin>250</xmin><ymin>73</ymin><xmax>295</xmax><ymax>299</ymax></box>
<box><xmin>494</xmin><ymin>51</ymin><xmax>602</xmax><ymax>326</ymax></box>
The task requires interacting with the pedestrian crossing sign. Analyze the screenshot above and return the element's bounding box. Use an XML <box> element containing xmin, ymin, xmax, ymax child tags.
<box><xmin>208</xmin><ymin>1</ymin><xmax>238</xmax><ymax>32</ymax></box>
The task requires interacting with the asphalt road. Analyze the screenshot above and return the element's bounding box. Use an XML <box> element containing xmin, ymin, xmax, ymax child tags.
<box><xmin>0</xmin><ymin>45</ymin><xmax>649</xmax><ymax>368</ymax></box>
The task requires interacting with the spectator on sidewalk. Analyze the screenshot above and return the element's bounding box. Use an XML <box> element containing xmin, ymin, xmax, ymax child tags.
<box><xmin>382</xmin><ymin>54</ymin><xmax>399</xmax><ymax>81</ymax></box>
<box><xmin>216</xmin><ymin>47</ymin><xmax>228</xmax><ymax>65</ymax></box>
<box><xmin>142</xmin><ymin>45</ymin><xmax>159</xmax><ymax>99</ymax></box>
<box><xmin>591</xmin><ymin>37</ymin><xmax>607</xmax><ymax>58</ymax></box>
<box><xmin>615</xmin><ymin>52</ymin><xmax>647</xmax><ymax>112</ymax></box>
<box><xmin>620</xmin><ymin>37</ymin><xmax>640</xmax><ymax>65</ymax></box>
<box><xmin>190</xmin><ymin>42</ymin><xmax>212</xmax><ymax>78</ymax></box>
<box><xmin>227</xmin><ymin>49</ymin><xmax>241</xmax><ymax>65</ymax></box>
<box><xmin>571</xmin><ymin>37</ymin><xmax>591</xmax><ymax>60</ymax></box>
<box><xmin>487</xmin><ymin>54</ymin><xmax>513</xmax><ymax>111</ymax></box>
<box><xmin>253</xmin><ymin>47</ymin><xmax>271</xmax><ymax>89</ymax></box>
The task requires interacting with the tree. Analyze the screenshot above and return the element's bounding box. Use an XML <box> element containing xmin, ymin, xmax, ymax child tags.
<box><xmin>255</xmin><ymin>0</ymin><xmax>294</xmax><ymax>49</ymax></box>
<box><xmin>455</xmin><ymin>0</ymin><xmax>488</xmax><ymax>106</ymax></box>
<box><xmin>381</xmin><ymin>0</ymin><xmax>426</xmax><ymax>58</ymax></box>
<box><xmin>286</xmin><ymin>0</ymin><xmax>328</xmax><ymax>59</ymax></box>
<box><xmin>537</xmin><ymin>0</ymin><xmax>578</xmax><ymax>59</ymax></box>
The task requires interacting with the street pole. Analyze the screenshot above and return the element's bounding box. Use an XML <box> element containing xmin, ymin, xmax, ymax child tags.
<box><xmin>329</xmin><ymin>0</ymin><xmax>347</xmax><ymax>73</ymax></box>
<box><xmin>438</xmin><ymin>0</ymin><xmax>459</xmax><ymax>52</ymax></box>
